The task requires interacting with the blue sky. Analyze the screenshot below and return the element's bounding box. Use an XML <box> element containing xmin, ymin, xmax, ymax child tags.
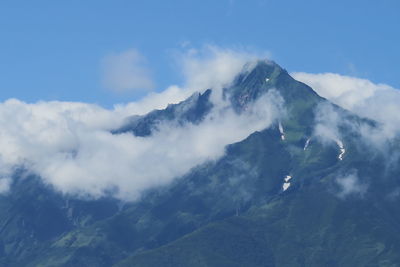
<box><xmin>0</xmin><ymin>0</ymin><xmax>399</xmax><ymax>107</ymax></box>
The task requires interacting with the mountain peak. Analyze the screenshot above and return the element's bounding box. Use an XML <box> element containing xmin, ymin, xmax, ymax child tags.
<box><xmin>233</xmin><ymin>59</ymin><xmax>283</xmax><ymax>86</ymax></box>
<box><xmin>115</xmin><ymin>59</ymin><xmax>323</xmax><ymax>137</ymax></box>
<box><xmin>228</xmin><ymin>59</ymin><xmax>321</xmax><ymax>112</ymax></box>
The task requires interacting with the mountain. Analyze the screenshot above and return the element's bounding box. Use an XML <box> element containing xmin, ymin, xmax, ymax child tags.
<box><xmin>1</xmin><ymin>60</ymin><xmax>400</xmax><ymax>266</ymax></box>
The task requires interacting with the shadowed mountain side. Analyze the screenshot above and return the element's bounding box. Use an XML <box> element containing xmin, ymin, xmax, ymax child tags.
<box><xmin>113</xmin><ymin>89</ymin><xmax>213</xmax><ymax>137</ymax></box>
<box><xmin>116</xmin><ymin>187</ymin><xmax>400</xmax><ymax>267</ymax></box>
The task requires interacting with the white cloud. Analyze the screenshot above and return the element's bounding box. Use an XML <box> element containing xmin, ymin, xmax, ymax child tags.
<box><xmin>176</xmin><ymin>45</ymin><xmax>270</xmax><ymax>108</ymax></box>
<box><xmin>313</xmin><ymin>102</ymin><xmax>342</xmax><ymax>144</ymax></box>
<box><xmin>336</xmin><ymin>172</ymin><xmax>367</xmax><ymax>198</ymax></box>
<box><xmin>0</xmin><ymin>90</ymin><xmax>283</xmax><ymax>201</ymax></box>
<box><xmin>114</xmin><ymin>85</ymin><xmax>192</xmax><ymax>116</ymax></box>
<box><xmin>292</xmin><ymin>72</ymin><xmax>400</xmax><ymax>158</ymax></box>
<box><xmin>292</xmin><ymin>72</ymin><xmax>400</xmax><ymax>136</ymax></box>
<box><xmin>0</xmin><ymin>46</ymin><xmax>278</xmax><ymax>200</ymax></box>
<box><xmin>180</xmin><ymin>45</ymin><xmax>267</xmax><ymax>90</ymax></box>
<box><xmin>0</xmin><ymin>178</ymin><xmax>10</xmax><ymax>194</ymax></box>
<box><xmin>115</xmin><ymin>45</ymin><xmax>269</xmax><ymax>116</ymax></box>
<box><xmin>101</xmin><ymin>49</ymin><xmax>154</xmax><ymax>93</ymax></box>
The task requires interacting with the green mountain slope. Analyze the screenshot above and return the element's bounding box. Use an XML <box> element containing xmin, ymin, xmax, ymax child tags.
<box><xmin>117</xmin><ymin>188</ymin><xmax>400</xmax><ymax>267</ymax></box>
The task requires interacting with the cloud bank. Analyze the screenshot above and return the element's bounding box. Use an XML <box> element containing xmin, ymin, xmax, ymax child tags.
<box><xmin>0</xmin><ymin>46</ymin><xmax>278</xmax><ymax>201</ymax></box>
<box><xmin>0</xmin><ymin>91</ymin><xmax>283</xmax><ymax>201</ymax></box>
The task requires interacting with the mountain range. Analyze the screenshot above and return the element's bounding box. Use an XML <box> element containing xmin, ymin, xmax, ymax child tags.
<box><xmin>1</xmin><ymin>60</ymin><xmax>400</xmax><ymax>266</ymax></box>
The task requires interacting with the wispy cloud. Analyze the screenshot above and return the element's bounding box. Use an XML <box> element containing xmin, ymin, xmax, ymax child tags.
<box><xmin>294</xmin><ymin>71</ymin><xmax>400</xmax><ymax>175</ymax></box>
<box><xmin>118</xmin><ymin>45</ymin><xmax>269</xmax><ymax>116</ymax></box>
<box><xmin>179</xmin><ymin>45</ymin><xmax>267</xmax><ymax>90</ymax></box>
<box><xmin>336</xmin><ymin>171</ymin><xmax>367</xmax><ymax>198</ymax></box>
<box><xmin>313</xmin><ymin>102</ymin><xmax>342</xmax><ymax>145</ymax></box>
<box><xmin>293</xmin><ymin>71</ymin><xmax>400</xmax><ymax>154</ymax></box>
<box><xmin>292</xmin><ymin>72</ymin><xmax>400</xmax><ymax>134</ymax></box>
<box><xmin>101</xmin><ymin>49</ymin><xmax>155</xmax><ymax>93</ymax></box>
<box><xmin>0</xmin><ymin>178</ymin><xmax>10</xmax><ymax>194</ymax></box>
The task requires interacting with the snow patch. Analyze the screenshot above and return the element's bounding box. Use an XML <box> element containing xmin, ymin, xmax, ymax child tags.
<box><xmin>282</xmin><ymin>182</ymin><xmax>291</xmax><ymax>191</ymax></box>
<box><xmin>278</xmin><ymin>122</ymin><xmax>285</xmax><ymax>140</ymax></box>
<box><xmin>282</xmin><ymin>175</ymin><xmax>292</xmax><ymax>191</ymax></box>
<box><xmin>335</xmin><ymin>139</ymin><xmax>346</xmax><ymax>160</ymax></box>
<box><xmin>303</xmin><ymin>138</ymin><xmax>311</xmax><ymax>150</ymax></box>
